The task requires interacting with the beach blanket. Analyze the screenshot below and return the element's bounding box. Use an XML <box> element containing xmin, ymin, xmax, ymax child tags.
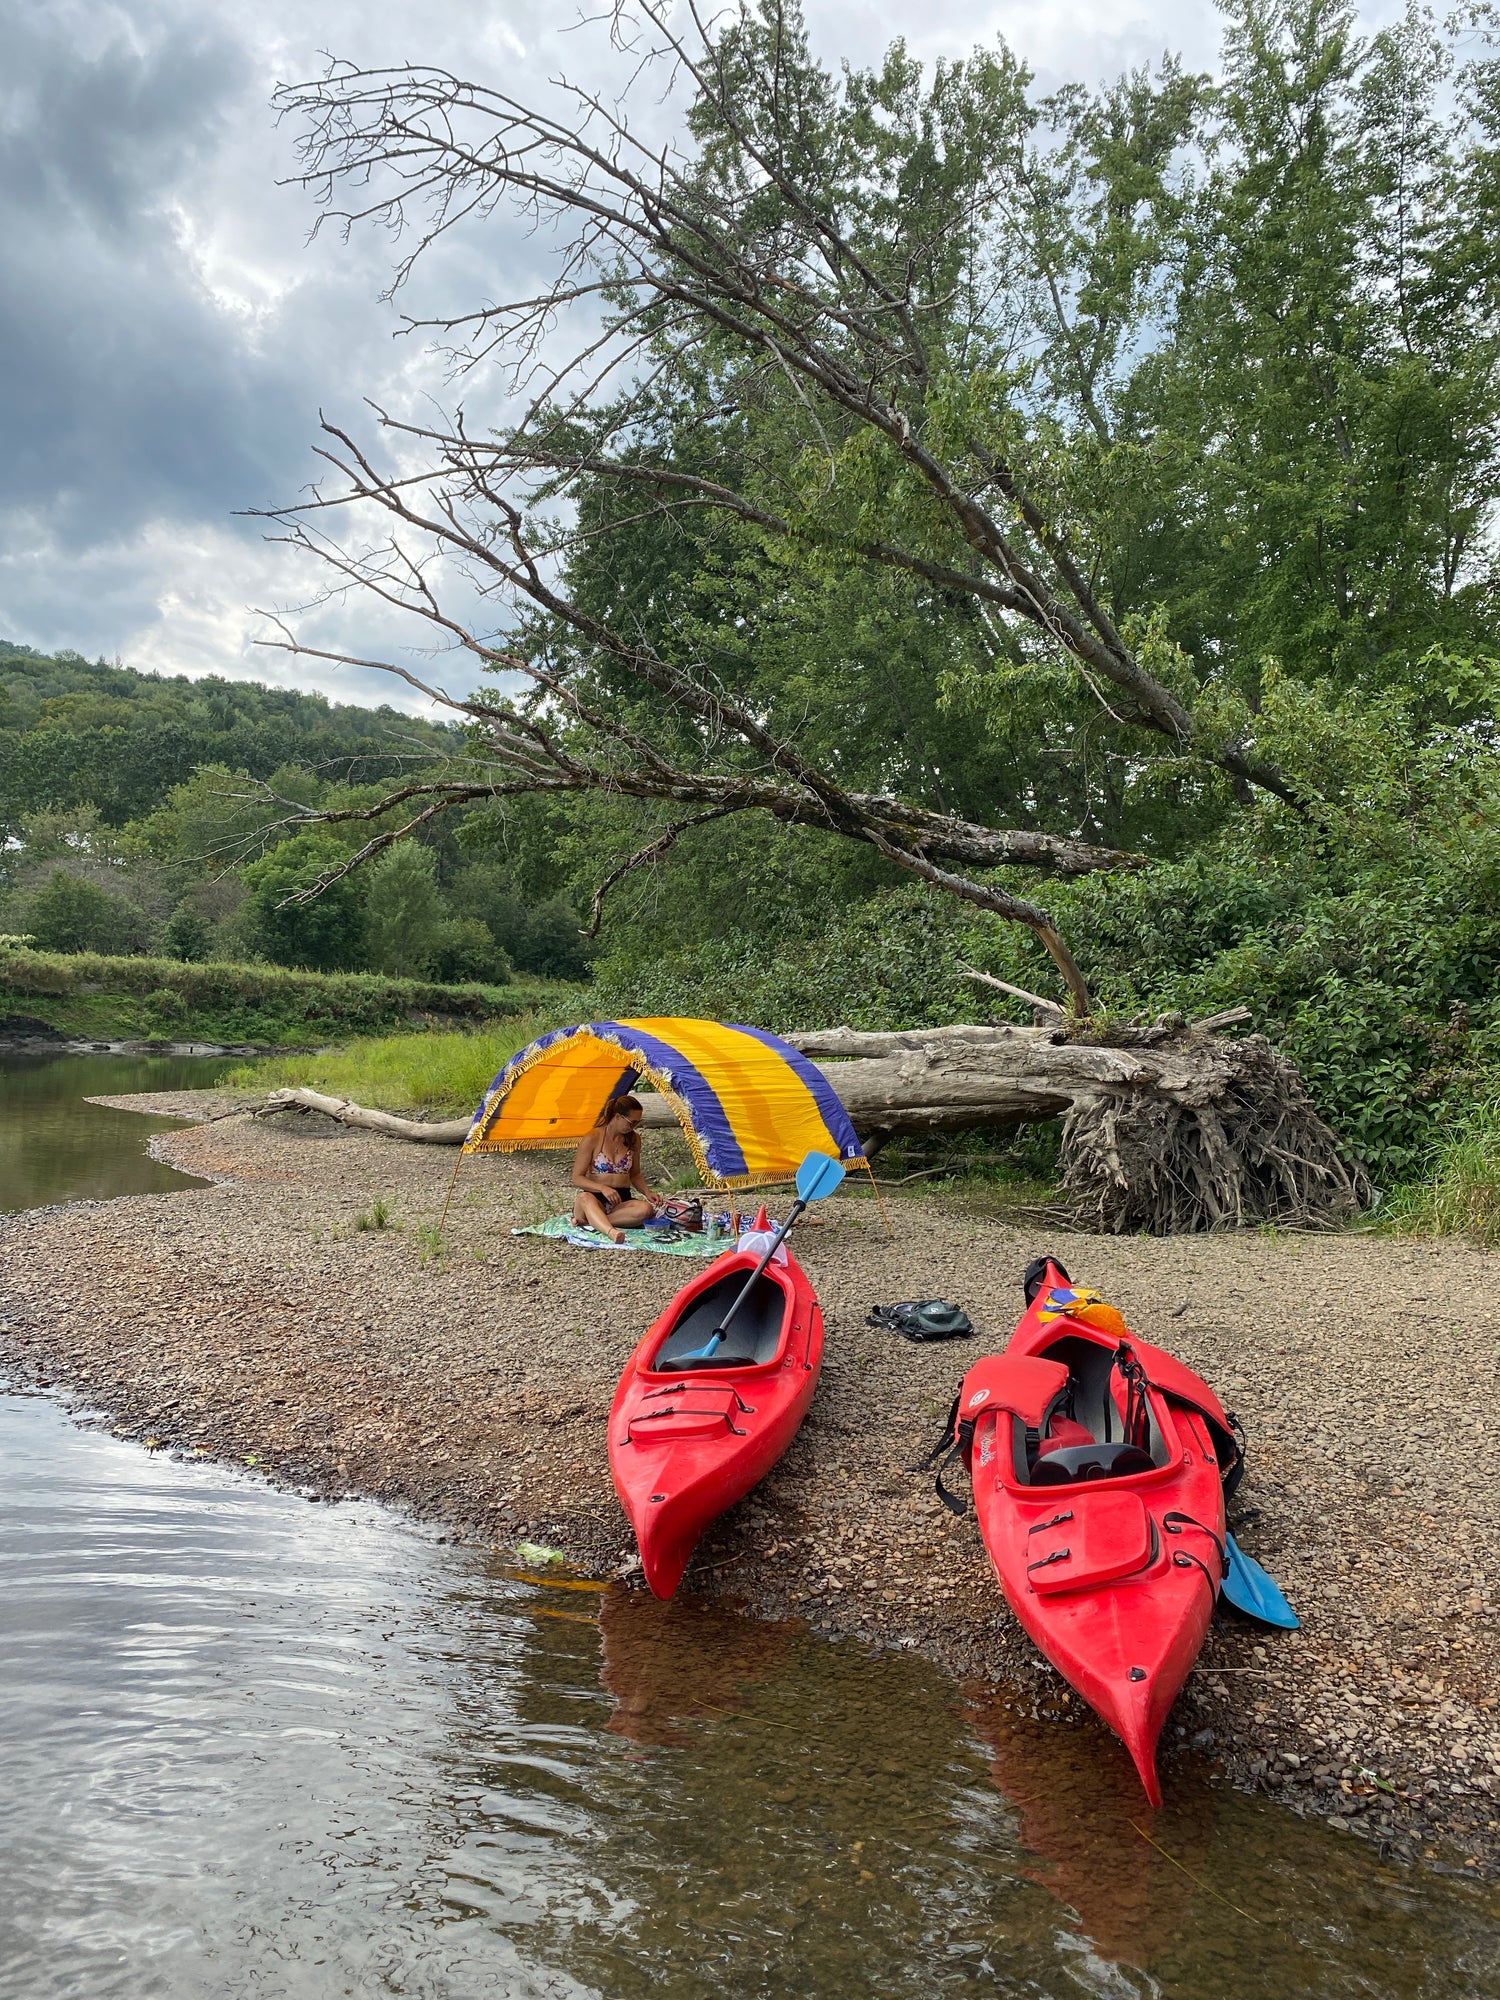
<box><xmin>513</xmin><ymin>1214</ymin><xmax>728</xmax><ymax>1257</ymax></box>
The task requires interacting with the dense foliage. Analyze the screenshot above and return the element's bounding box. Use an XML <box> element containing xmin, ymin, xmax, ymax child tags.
<box><xmin>589</xmin><ymin>655</ymin><xmax>1500</xmax><ymax>1184</ymax></box>
<box><xmin>0</xmin><ymin>946</ymin><xmax>543</xmax><ymax>1047</ymax></box>
<box><xmin>0</xmin><ymin>644</ymin><xmax>454</xmax><ymax>832</ymax></box>
<box><xmin>0</xmin><ymin>642</ymin><xmax>593</xmax><ymax>983</ymax></box>
<box><xmin>517</xmin><ymin>0</ymin><xmax>1500</xmax><ymax>1188</ymax></box>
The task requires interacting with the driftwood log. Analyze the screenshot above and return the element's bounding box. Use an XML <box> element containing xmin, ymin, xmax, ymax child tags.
<box><xmin>257</xmin><ymin>1087</ymin><xmax>472</xmax><ymax>1143</ymax></box>
<box><xmin>257</xmin><ymin>1018</ymin><xmax>1368</xmax><ymax>1235</ymax></box>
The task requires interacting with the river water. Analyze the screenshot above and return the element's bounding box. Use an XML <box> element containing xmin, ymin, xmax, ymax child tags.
<box><xmin>1</xmin><ymin>1052</ymin><xmax>1497</xmax><ymax>1998</ymax></box>
<box><xmin>0</xmin><ymin>1050</ymin><xmax>237</xmax><ymax>1213</ymax></box>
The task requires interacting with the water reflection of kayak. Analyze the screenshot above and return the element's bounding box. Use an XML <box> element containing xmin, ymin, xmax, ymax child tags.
<box><xmin>608</xmin><ymin>1218</ymin><xmax>823</xmax><ymax>1599</ymax></box>
<box><xmin>597</xmin><ymin>1585</ymin><xmax>793</xmax><ymax>1745</ymax></box>
<box><xmin>964</xmin><ymin>1688</ymin><xmax>1218</xmax><ymax>1969</ymax></box>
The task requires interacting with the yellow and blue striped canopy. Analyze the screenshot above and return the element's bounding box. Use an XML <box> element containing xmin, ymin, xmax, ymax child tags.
<box><xmin>464</xmin><ymin>1017</ymin><xmax>864</xmax><ymax>1188</ymax></box>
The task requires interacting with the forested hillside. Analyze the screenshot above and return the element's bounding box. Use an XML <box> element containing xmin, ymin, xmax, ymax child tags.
<box><xmin>0</xmin><ymin>643</ymin><xmax>590</xmax><ymax>984</ymax></box>
<box><xmin>0</xmin><ymin>646</ymin><xmax>457</xmax><ymax>830</ymax></box>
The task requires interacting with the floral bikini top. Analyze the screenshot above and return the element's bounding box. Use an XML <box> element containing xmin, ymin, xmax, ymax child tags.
<box><xmin>593</xmin><ymin>1139</ymin><xmax>634</xmax><ymax>1177</ymax></box>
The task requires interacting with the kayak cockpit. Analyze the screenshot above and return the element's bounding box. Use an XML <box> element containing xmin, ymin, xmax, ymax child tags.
<box><xmin>648</xmin><ymin>1269</ymin><xmax>789</xmax><ymax>1373</ymax></box>
<box><xmin>1003</xmin><ymin>1332</ymin><xmax>1177</xmax><ymax>1488</ymax></box>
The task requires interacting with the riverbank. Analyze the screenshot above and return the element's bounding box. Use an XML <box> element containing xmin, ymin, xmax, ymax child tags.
<box><xmin>0</xmin><ymin>947</ymin><xmax>565</xmax><ymax>1047</ymax></box>
<box><xmin>1</xmin><ymin>1089</ymin><xmax>1496</xmax><ymax>1877</ymax></box>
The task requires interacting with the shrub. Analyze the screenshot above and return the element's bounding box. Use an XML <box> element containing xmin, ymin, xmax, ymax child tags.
<box><xmin>1385</xmin><ymin>1102</ymin><xmax>1500</xmax><ymax>1244</ymax></box>
<box><xmin>592</xmin><ymin>849</ymin><xmax>1500</xmax><ymax>1189</ymax></box>
<box><xmin>162</xmin><ymin>902</ymin><xmax>213</xmax><ymax>962</ymax></box>
<box><xmin>0</xmin><ymin>947</ymin><xmax>556</xmax><ymax>1042</ymax></box>
<box><xmin>432</xmin><ymin>916</ymin><xmax>512</xmax><ymax>985</ymax></box>
<box><xmin>143</xmin><ymin>987</ymin><xmax>187</xmax><ymax>1026</ymax></box>
<box><xmin>16</xmin><ymin>868</ymin><xmax>152</xmax><ymax>956</ymax></box>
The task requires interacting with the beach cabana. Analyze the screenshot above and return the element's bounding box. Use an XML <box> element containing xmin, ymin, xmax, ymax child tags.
<box><xmin>464</xmin><ymin>1017</ymin><xmax>867</xmax><ymax>1190</ymax></box>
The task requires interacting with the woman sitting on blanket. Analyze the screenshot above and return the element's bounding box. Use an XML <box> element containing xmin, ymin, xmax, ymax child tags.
<box><xmin>571</xmin><ymin>1094</ymin><xmax>662</xmax><ymax>1242</ymax></box>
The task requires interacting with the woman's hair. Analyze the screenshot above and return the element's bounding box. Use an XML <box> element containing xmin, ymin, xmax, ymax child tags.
<box><xmin>600</xmin><ymin>1093</ymin><xmax>643</xmax><ymax>1129</ymax></box>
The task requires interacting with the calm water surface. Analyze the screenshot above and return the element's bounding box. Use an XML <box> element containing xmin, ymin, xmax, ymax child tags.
<box><xmin>0</xmin><ymin>1394</ymin><xmax>1496</xmax><ymax>2000</ymax></box>
<box><xmin>0</xmin><ymin>1058</ymin><xmax>1497</xmax><ymax>1997</ymax></box>
<box><xmin>0</xmin><ymin>1051</ymin><xmax>236</xmax><ymax>1213</ymax></box>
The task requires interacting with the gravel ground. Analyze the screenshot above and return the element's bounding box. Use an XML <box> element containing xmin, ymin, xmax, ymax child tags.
<box><xmin>1</xmin><ymin>1090</ymin><xmax>1497</xmax><ymax>1879</ymax></box>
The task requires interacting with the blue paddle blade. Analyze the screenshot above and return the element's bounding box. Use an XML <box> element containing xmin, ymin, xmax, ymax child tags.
<box><xmin>1223</xmin><ymin>1531</ymin><xmax>1299</xmax><ymax>1629</ymax></box>
<box><xmin>796</xmin><ymin>1151</ymin><xmax>846</xmax><ymax>1202</ymax></box>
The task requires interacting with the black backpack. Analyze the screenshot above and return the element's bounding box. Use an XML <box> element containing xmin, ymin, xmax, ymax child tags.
<box><xmin>866</xmin><ymin>1299</ymin><xmax>974</xmax><ymax>1343</ymax></box>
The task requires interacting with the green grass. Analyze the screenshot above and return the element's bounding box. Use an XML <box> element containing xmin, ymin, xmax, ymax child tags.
<box><xmin>227</xmin><ymin>1020</ymin><xmax>549</xmax><ymax>1115</ymax></box>
<box><xmin>1382</xmin><ymin>1101</ymin><xmax>1500</xmax><ymax>1245</ymax></box>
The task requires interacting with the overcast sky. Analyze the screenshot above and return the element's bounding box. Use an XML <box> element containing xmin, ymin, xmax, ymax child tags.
<box><xmin>0</xmin><ymin>0</ymin><xmax>1398</xmax><ymax>715</ymax></box>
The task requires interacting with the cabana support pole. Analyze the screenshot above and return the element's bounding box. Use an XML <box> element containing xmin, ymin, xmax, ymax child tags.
<box><xmin>860</xmin><ymin>1159</ymin><xmax>895</xmax><ymax>1238</ymax></box>
<box><xmin>438</xmin><ymin>1144</ymin><xmax>466</xmax><ymax>1232</ymax></box>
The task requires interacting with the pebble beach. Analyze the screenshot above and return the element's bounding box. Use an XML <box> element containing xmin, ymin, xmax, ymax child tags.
<box><xmin>1</xmin><ymin>1089</ymin><xmax>1496</xmax><ymax>1878</ymax></box>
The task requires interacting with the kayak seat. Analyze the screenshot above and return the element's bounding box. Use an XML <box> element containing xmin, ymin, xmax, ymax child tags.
<box><xmin>1000</xmin><ymin>1335</ymin><xmax>1170</xmax><ymax>1484</ymax></box>
<box><xmin>1035</xmin><ymin>1415</ymin><xmax>1095</xmax><ymax>1457</ymax></box>
<box><xmin>650</xmin><ymin>1272</ymin><xmax>786</xmax><ymax>1373</ymax></box>
<box><xmin>1030</xmin><ymin>1441</ymin><xmax>1156</xmax><ymax>1486</ymax></box>
<box><xmin>1033</xmin><ymin>1334</ymin><xmax>1168</xmax><ymax>1469</ymax></box>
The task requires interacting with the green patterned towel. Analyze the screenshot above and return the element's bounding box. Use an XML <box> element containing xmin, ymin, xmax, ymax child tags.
<box><xmin>512</xmin><ymin>1214</ymin><xmax>727</xmax><ymax>1257</ymax></box>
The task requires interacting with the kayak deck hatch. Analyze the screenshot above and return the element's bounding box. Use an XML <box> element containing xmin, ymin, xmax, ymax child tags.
<box><xmin>1023</xmin><ymin>1491</ymin><xmax>1153</xmax><ymax>1594</ymax></box>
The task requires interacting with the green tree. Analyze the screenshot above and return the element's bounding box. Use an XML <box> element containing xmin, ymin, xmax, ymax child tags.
<box><xmin>162</xmin><ymin>902</ymin><xmax>213</xmax><ymax>962</ymax></box>
<box><xmin>362</xmin><ymin>841</ymin><xmax>447</xmax><ymax>975</ymax></box>
<box><xmin>17</xmin><ymin>868</ymin><xmax>152</xmax><ymax>955</ymax></box>
<box><xmin>430</xmin><ymin>916</ymin><xmax>511</xmax><ymax>983</ymax></box>
<box><xmin>267</xmin><ymin>1</ymin><xmax>1500</xmax><ymax>1016</ymax></box>
<box><xmin>446</xmin><ymin>863</ymin><xmax>589</xmax><ymax>979</ymax></box>
<box><xmin>242</xmin><ymin>835</ymin><xmax>366</xmax><ymax>971</ymax></box>
<box><xmin>124</xmin><ymin>764</ymin><xmax>277</xmax><ymax>873</ymax></box>
<box><xmin>1114</xmin><ymin>0</ymin><xmax>1496</xmax><ymax>692</ymax></box>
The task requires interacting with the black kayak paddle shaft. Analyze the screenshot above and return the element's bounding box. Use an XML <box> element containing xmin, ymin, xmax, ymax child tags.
<box><xmin>704</xmin><ymin>1198</ymin><xmax>807</xmax><ymax>1348</ymax></box>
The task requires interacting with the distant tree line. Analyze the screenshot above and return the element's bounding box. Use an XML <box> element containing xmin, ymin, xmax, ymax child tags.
<box><xmin>0</xmin><ymin>645</ymin><xmax>591</xmax><ymax>983</ymax></box>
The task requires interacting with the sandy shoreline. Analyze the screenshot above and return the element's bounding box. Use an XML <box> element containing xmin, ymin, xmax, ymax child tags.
<box><xmin>1</xmin><ymin>1089</ymin><xmax>1497</xmax><ymax>1877</ymax></box>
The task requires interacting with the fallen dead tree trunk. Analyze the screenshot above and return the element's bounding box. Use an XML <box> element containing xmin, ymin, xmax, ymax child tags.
<box><xmin>255</xmin><ymin>1019</ymin><xmax>1369</xmax><ymax>1234</ymax></box>
<box><xmin>785</xmin><ymin>1022</ymin><xmax>1369</xmax><ymax>1233</ymax></box>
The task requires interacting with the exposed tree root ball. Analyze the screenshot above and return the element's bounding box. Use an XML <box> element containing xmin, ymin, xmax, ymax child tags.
<box><xmin>1061</xmin><ymin>1030</ymin><xmax>1370</xmax><ymax>1234</ymax></box>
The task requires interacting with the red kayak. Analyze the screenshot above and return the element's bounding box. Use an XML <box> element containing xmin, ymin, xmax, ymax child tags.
<box><xmin>948</xmin><ymin>1259</ymin><xmax>1241</xmax><ymax>1804</ymax></box>
<box><xmin>609</xmin><ymin>1214</ymin><xmax>823</xmax><ymax>1599</ymax></box>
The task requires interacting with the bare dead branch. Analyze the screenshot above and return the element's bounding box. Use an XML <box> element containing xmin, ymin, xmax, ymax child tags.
<box><xmin>583</xmin><ymin>803</ymin><xmax>738</xmax><ymax>935</ymax></box>
<box><xmin>958</xmin><ymin>962</ymin><xmax>1067</xmax><ymax>1023</ymax></box>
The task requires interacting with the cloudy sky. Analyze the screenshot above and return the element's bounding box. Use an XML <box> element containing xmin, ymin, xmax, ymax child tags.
<box><xmin>0</xmin><ymin>0</ymin><xmax>1396</xmax><ymax>715</ymax></box>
